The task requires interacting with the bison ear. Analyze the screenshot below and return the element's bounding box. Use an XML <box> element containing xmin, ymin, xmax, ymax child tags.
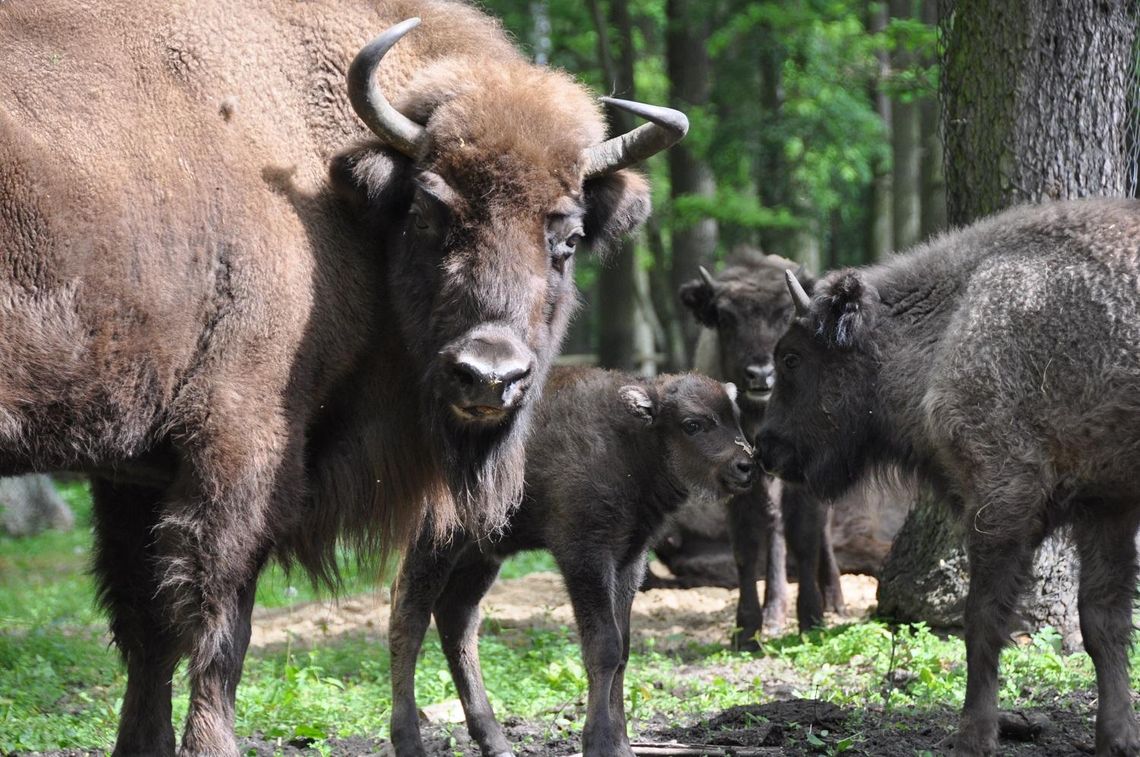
<box><xmin>582</xmin><ymin>169</ymin><xmax>651</xmax><ymax>258</ymax></box>
<box><xmin>678</xmin><ymin>274</ymin><xmax>718</xmax><ymax>327</ymax></box>
<box><xmin>619</xmin><ymin>384</ymin><xmax>657</xmax><ymax>425</ymax></box>
<box><xmin>816</xmin><ymin>271</ymin><xmax>879</xmax><ymax>349</ymax></box>
<box><xmin>328</xmin><ymin>143</ymin><xmax>414</xmax><ymax>216</ymax></box>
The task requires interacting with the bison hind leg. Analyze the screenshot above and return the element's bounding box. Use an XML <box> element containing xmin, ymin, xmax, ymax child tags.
<box><xmin>1072</xmin><ymin>508</ymin><xmax>1140</xmax><ymax>757</ymax></box>
<box><xmin>92</xmin><ymin>477</ymin><xmax>180</xmax><ymax>757</ymax></box>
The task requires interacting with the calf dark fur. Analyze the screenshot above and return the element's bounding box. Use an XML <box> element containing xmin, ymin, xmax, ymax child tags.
<box><xmin>0</xmin><ymin>1</ymin><xmax>685</xmax><ymax>752</ymax></box>
<box><xmin>389</xmin><ymin>367</ymin><xmax>753</xmax><ymax>757</ymax></box>
<box><xmin>678</xmin><ymin>251</ymin><xmax>842</xmax><ymax>645</ymax></box>
<box><xmin>758</xmin><ymin>199</ymin><xmax>1140</xmax><ymax>756</ymax></box>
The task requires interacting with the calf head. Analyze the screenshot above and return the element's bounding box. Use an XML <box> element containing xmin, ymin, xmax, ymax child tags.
<box><xmin>680</xmin><ymin>251</ymin><xmax>814</xmax><ymax>408</ymax></box>
<box><xmin>620</xmin><ymin>374</ymin><xmax>755</xmax><ymax>499</ymax></box>
<box><xmin>329</xmin><ymin>20</ymin><xmax>687</xmax><ymax>531</ymax></box>
<box><xmin>757</xmin><ymin>269</ymin><xmax>883</xmax><ymax>499</ymax></box>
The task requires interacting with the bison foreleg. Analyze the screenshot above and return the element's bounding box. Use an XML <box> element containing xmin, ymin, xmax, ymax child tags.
<box><xmin>389</xmin><ymin>532</ymin><xmax>465</xmax><ymax>756</ymax></box>
<box><xmin>1073</xmin><ymin>511</ymin><xmax>1140</xmax><ymax>757</ymax></box>
<box><xmin>432</xmin><ymin>548</ymin><xmax>511</xmax><ymax>757</ymax></box>
<box><xmin>560</xmin><ymin>557</ymin><xmax>636</xmax><ymax>757</ymax></box>
<box><xmin>608</xmin><ymin>555</ymin><xmax>646</xmax><ymax>741</ymax></box>
<box><xmin>783</xmin><ymin>486</ymin><xmax>825</xmax><ymax>632</ymax></box>
<box><xmin>819</xmin><ymin>509</ymin><xmax>845</xmax><ymax>615</ymax></box>
<box><xmin>727</xmin><ymin>485</ymin><xmax>779</xmax><ymax>650</ymax></box>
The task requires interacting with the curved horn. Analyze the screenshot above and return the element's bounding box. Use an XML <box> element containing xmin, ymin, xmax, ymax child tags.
<box><xmin>582</xmin><ymin>97</ymin><xmax>689</xmax><ymax>178</ymax></box>
<box><xmin>699</xmin><ymin>265</ymin><xmax>716</xmax><ymax>289</ymax></box>
<box><xmin>785</xmin><ymin>269</ymin><xmax>812</xmax><ymax>317</ymax></box>
<box><xmin>347</xmin><ymin>18</ymin><xmax>427</xmax><ymax>157</ymax></box>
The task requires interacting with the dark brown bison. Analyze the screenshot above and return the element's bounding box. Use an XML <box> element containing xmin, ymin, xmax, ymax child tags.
<box><xmin>390</xmin><ymin>367</ymin><xmax>753</xmax><ymax>757</ymax></box>
<box><xmin>0</xmin><ymin>1</ymin><xmax>686</xmax><ymax>753</ymax></box>
<box><xmin>675</xmin><ymin>251</ymin><xmax>842</xmax><ymax>645</ymax></box>
<box><xmin>758</xmin><ymin>199</ymin><xmax>1140</xmax><ymax>756</ymax></box>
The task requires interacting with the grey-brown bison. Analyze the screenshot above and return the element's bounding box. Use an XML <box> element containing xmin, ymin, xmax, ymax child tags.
<box><xmin>389</xmin><ymin>367</ymin><xmax>753</xmax><ymax>757</ymax></box>
<box><xmin>0</xmin><ymin>1</ymin><xmax>686</xmax><ymax>753</ymax></box>
<box><xmin>758</xmin><ymin>199</ymin><xmax>1140</xmax><ymax>756</ymax></box>
<box><xmin>676</xmin><ymin>251</ymin><xmax>842</xmax><ymax>645</ymax></box>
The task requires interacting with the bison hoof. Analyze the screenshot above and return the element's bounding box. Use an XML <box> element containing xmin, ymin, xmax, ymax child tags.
<box><xmin>731</xmin><ymin>625</ymin><xmax>761</xmax><ymax>652</ymax></box>
<box><xmin>952</xmin><ymin>717</ymin><xmax>998</xmax><ymax>757</ymax></box>
<box><xmin>1097</xmin><ymin>724</ymin><xmax>1140</xmax><ymax>756</ymax></box>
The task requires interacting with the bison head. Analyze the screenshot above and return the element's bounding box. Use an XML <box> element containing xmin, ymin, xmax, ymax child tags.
<box><xmin>757</xmin><ymin>269</ymin><xmax>883</xmax><ymax>500</ymax></box>
<box><xmin>680</xmin><ymin>251</ymin><xmax>812</xmax><ymax>409</ymax></box>
<box><xmin>329</xmin><ymin>19</ymin><xmax>687</xmax><ymax>533</ymax></box>
<box><xmin>621</xmin><ymin>374</ymin><xmax>755</xmax><ymax>500</ymax></box>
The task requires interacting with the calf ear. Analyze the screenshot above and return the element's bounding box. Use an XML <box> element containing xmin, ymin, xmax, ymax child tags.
<box><xmin>329</xmin><ymin>142</ymin><xmax>414</xmax><ymax>217</ymax></box>
<box><xmin>679</xmin><ymin>271</ymin><xmax>718</xmax><ymax>327</ymax></box>
<box><xmin>619</xmin><ymin>385</ymin><xmax>657</xmax><ymax>425</ymax></box>
<box><xmin>583</xmin><ymin>169</ymin><xmax>651</xmax><ymax>257</ymax></box>
<box><xmin>816</xmin><ymin>271</ymin><xmax>879</xmax><ymax>349</ymax></box>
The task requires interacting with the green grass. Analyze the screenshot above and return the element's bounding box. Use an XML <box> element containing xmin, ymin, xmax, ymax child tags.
<box><xmin>0</xmin><ymin>480</ymin><xmax>1132</xmax><ymax>753</ymax></box>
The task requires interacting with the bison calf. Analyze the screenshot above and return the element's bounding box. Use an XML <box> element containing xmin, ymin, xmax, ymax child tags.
<box><xmin>677</xmin><ymin>251</ymin><xmax>843</xmax><ymax>645</ymax></box>
<box><xmin>758</xmin><ymin>199</ymin><xmax>1140</xmax><ymax>756</ymax></box>
<box><xmin>389</xmin><ymin>367</ymin><xmax>753</xmax><ymax>757</ymax></box>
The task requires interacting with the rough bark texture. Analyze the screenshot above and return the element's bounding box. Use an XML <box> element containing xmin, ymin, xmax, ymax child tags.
<box><xmin>879</xmin><ymin>0</ymin><xmax>1138</xmax><ymax>651</ymax></box>
<box><xmin>667</xmin><ymin>0</ymin><xmax>718</xmax><ymax>360</ymax></box>
<box><xmin>941</xmin><ymin>0</ymin><xmax>1136</xmax><ymax>225</ymax></box>
<box><xmin>0</xmin><ymin>474</ymin><xmax>74</xmax><ymax>537</ymax></box>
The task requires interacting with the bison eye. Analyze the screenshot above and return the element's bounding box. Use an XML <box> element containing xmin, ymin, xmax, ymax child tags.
<box><xmin>566</xmin><ymin>231</ymin><xmax>584</xmax><ymax>250</ymax></box>
<box><xmin>682</xmin><ymin>419</ymin><xmax>702</xmax><ymax>435</ymax></box>
<box><xmin>782</xmin><ymin>353</ymin><xmax>801</xmax><ymax>371</ymax></box>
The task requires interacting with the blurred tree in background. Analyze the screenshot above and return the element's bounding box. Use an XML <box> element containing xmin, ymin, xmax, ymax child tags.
<box><xmin>481</xmin><ymin>0</ymin><xmax>941</xmax><ymax>372</ymax></box>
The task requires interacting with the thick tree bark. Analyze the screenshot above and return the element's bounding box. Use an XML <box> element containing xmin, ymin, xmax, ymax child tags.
<box><xmin>878</xmin><ymin>0</ymin><xmax>1138</xmax><ymax>651</ymax></box>
<box><xmin>890</xmin><ymin>0</ymin><xmax>922</xmax><ymax>251</ymax></box>
<box><xmin>667</xmin><ymin>0</ymin><xmax>718</xmax><ymax>360</ymax></box>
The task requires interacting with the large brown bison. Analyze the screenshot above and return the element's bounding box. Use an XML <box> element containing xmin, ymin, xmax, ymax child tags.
<box><xmin>0</xmin><ymin>0</ymin><xmax>686</xmax><ymax>753</ymax></box>
<box><xmin>758</xmin><ymin>199</ymin><xmax>1140</xmax><ymax>756</ymax></box>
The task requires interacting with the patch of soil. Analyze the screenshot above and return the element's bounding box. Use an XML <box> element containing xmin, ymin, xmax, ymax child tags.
<box><xmin>249</xmin><ymin>569</ymin><xmax>883</xmax><ymax>655</ymax></box>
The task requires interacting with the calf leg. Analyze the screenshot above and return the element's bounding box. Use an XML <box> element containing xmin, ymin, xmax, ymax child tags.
<box><xmin>783</xmin><ymin>487</ymin><xmax>824</xmax><ymax>631</ymax></box>
<box><xmin>1072</xmin><ymin>510</ymin><xmax>1140</xmax><ymax>756</ymax></box>
<box><xmin>559</xmin><ymin>557</ymin><xmax>635</xmax><ymax>757</ymax></box>
<box><xmin>956</xmin><ymin>528</ymin><xmax>1039</xmax><ymax>756</ymax></box>
<box><xmin>608</xmin><ymin>556</ymin><xmax>647</xmax><ymax>741</ymax></box>
<box><xmin>91</xmin><ymin>478</ymin><xmax>180</xmax><ymax>757</ymax></box>
<box><xmin>727</xmin><ymin>483</ymin><xmax>782</xmax><ymax>649</ymax></box>
<box><xmin>432</xmin><ymin>548</ymin><xmax>510</xmax><ymax>757</ymax></box>
<box><xmin>389</xmin><ymin>532</ymin><xmax>465</xmax><ymax>757</ymax></box>
<box><xmin>819</xmin><ymin>509</ymin><xmax>845</xmax><ymax>614</ymax></box>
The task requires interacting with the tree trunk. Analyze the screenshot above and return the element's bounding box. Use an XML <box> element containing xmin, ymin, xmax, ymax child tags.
<box><xmin>918</xmin><ymin>0</ymin><xmax>947</xmax><ymax>239</ymax></box>
<box><xmin>589</xmin><ymin>0</ymin><xmax>644</xmax><ymax>370</ymax></box>
<box><xmin>867</xmin><ymin>1</ymin><xmax>894</xmax><ymax>262</ymax></box>
<box><xmin>890</xmin><ymin>0</ymin><xmax>921</xmax><ymax>251</ymax></box>
<box><xmin>878</xmin><ymin>0</ymin><xmax>1138</xmax><ymax>651</ymax></box>
<box><xmin>667</xmin><ymin>0</ymin><xmax>718</xmax><ymax>360</ymax></box>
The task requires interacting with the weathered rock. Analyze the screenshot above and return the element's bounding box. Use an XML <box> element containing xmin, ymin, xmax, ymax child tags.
<box><xmin>0</xmin><ymin>474</ymin><xmax>75</xmax><ymax>537</ymax></box>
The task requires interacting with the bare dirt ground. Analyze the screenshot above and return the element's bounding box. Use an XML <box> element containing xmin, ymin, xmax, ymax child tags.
<box><xmin>241</xmin><ymin>571</ymin><xmax>1101</xmax><ymax>756</ymax></box>
<box><xmin>248</xmin><ymin>566</ymin><xmax>880</xmax><ymax>654</ymax></box>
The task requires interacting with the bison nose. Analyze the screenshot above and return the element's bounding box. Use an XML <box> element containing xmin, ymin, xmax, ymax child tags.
<box><xmin>744</xmin><ymin>364</ymin><xmax>776</xmax><ymax>393</ymax></box>
<box><xmin>449</xmin><ymin>343</ymin><xmax>534</xmax><ymax>418</ymax></box>
<box><xmin>735</xmin><ymin>458</ymin><xmax>755</xmax><ymax>478</ymax></box>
